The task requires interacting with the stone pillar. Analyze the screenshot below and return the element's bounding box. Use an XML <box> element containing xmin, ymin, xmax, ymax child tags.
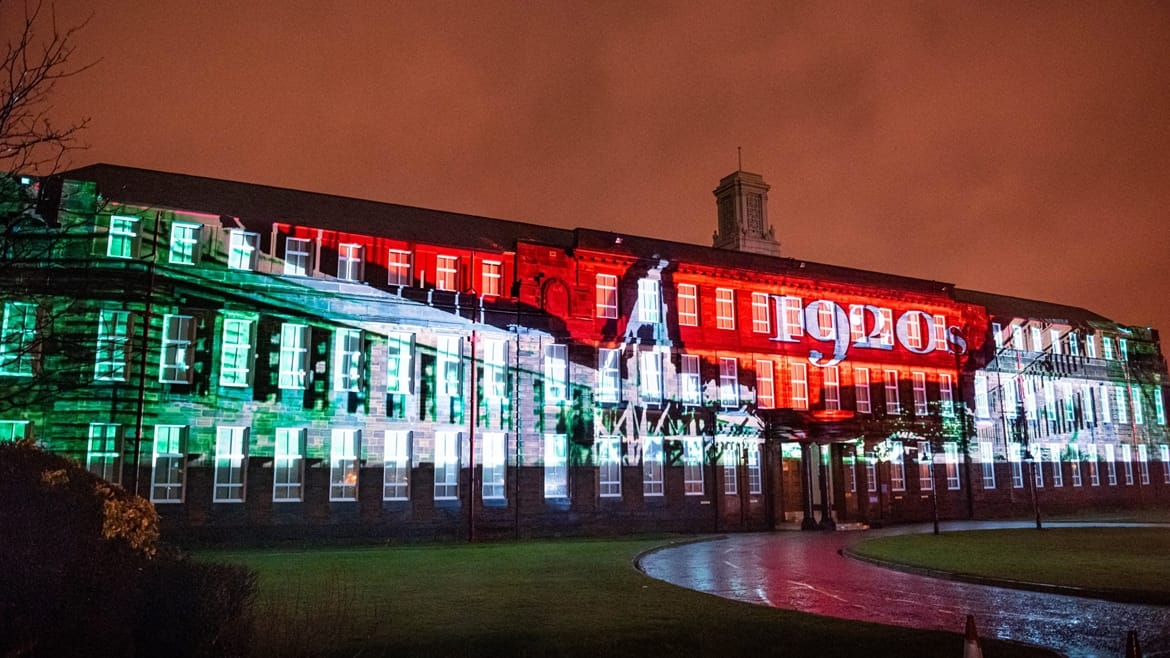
<box><xmin>800</xmin><ymin>442</ymin><xmax>817</xmax><ymax>530</ymax></box>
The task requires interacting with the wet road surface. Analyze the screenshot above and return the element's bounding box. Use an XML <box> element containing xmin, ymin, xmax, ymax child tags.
<box><xmin>638</xmin><ymin>522</ymin><xmax>1170</xmax><ymax>657</ymax></box>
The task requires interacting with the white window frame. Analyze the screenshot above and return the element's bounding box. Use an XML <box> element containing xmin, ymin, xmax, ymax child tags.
<box><xmin>1116</xmin><ymin>386</ymin><xmax>1128</xmax><ymax>423</ymax></box>
<box><xmin>436</xmin><ymin>255</ymin><xmax>459</xmax><ymax>291</ymax></box>
<box><xmin>333</xmin><ymin>328</ymin><xmax>363</xmax><ymax>392</ymax></box>
<box><xmin>790</xmin><ymin>361</ymin><xmax>808</xmax><ymax>410</ymax></box>
<box><xmin>1162</xmin><ymin>445</ymin><xmax>1170</xmax><ymax>484</ymax></box>
<box><xmin>1085</xmin><ymin>333</ymin><xmax>1097</xmax><ymax>358</ymax></box>
<box><xmin>932</xmin><ymin>314</ymin><xmax>948</xmax><ymax>351</ymax></box>
<box><xmin>944</xmin><ymin>442</ymin><xmax>960</xmax><ymax>490</ymax></box>
<box><xmin>722</xmin><ymin>447</ymin><xmax>738</xmax><ymax>496</ymax></box>
<box><xmin>1087</xmin><ymin>443</ymin><xmax>1100</xmax><ymax>486</ymax></box>
<box><xmin>273</xmin><ymin>427</ymin><xmax>305</xmax><ymax>502</ymax></box>
<box><xmin>387</xmin><ymin>249</ymin><xmax>412</xmax><ymax>286</ymax></box>
<box><xmin>597</xmin><ymin>435</ymin><xmax>622</xmax><ymax>498</ymax></box>
<box><xmin>918</xmin><ymin>441</ymin><xmax>934</xmax><ymax>491</ymax></box>
<box><xmin>718</xmin><ymin>356</ymin><xmax>738</xmax><ymax>407</ymax></box>
<box><xmin>543</xmin><ymin>433</ymin><xmax>568</xmax><ymax>499</ymax></box>
<box><xmin>386</xmin><ymin>332</ymin><xmax>413</xmax><ymax>395</ymax></box>
<box><xmin>595</xmin><ymin>273</ymin><xmax>618</xmax><ymax>319</ymax></box>
<box><xmin>0</xmin><ymin>301</ymin><xmax>37</xmax><ymax>377</ymax></box>
<box><xmin>637</xmin><ymin>278</ymin><xmax>661</xmax><ymax>323</ymax></box>
<box><xmin>0</xmin><ymin>420</ymin><xmax>29</xmax><ymax>442</ymax></box>
<box><xmin>912</xmin><ymin>371</ymin><xmax>928</xmax><ymax>415</ymax></box>
<box><xmin>680</xmin><ymin>354</ymin><xmax>701</xmax><ymax>406</ymax></box>
<box><xmin>336</xmin><ymin>243</ymin><xmax>364</xmax><ymax>282</ymax></box>
<box><xmin>483</xmin><ymin>339</ymin><xmax>507</xmax><ymax>401</ymax></box>
<box><xmin>597</xmin><ymin>348</ymin><xmax>621</xmax><ymax>403</ymax></box>
<box><xmin>1105</xmin><ymin>443</ymin><xmax>1118</xmax><ymax>486</ymax></box>
<box><xmin>150</xmin><ymin>425</ymin><xmax>186</xmax><ymax>503</ymax></box>
<box><xmin>756</xmin><ymin>360</ymin><xmax>775</xmax><ymax>409</ymax></box>
<box><xmin>544</xmin><ymin>343</ymin><xmax>568</xmax><ymax>403</ymax></box>
<box><xmin>383</xmin><ymin>430</ymin><xmax>411</xmax><ymax>501</ymax></box>
<box><xmin>1132</xmin><ymin>387</ymin><xmax>1144</xmax><ymax>425</ymax></box>
<box><xmin>481</xmin><ymin>260</ymin><xmax>502</xmax><ymax>297</ymax></box>
<box><xmin>751</xmin><ymin>292</ymin><xmax>770</xmax><ymax>334</ymax></box>
<box><xmin>284</xmin><ymin>236</ymin><xmax>312</xmax><ymax>275</ymax></box>
<box><xmin>1048</xmin><ymin>443</ymin><xmax>1063</xmax><ymax>487</ymax></box>
<box><xmin>1010</xmin><ymin>443</ymin><xmax>1024</xmax><ymax>488</ymax></box>
<box><xmin>781</xmin><ymin>296</ymin><xmax>803</xmax><ymax>341</ymax></box>
<box><xmin>107</xmin><ymin>215</ymin><xmax>140</xmax><ymax>259</ymax></box>
<box><xmin>329</xmin><ymin>429</ymin><xmax>360</xmax><ymax>501</ymax></box>
<box><xmin>683</xmin><ymin>436</ymin><xmax>704</xmax><ymax>495</ymax></box>
<box><xmin>974</xmin><ymin>373</ymin><xmax>989</xmax><ymax>418</ymax></box>
<box><xmin>482</xmin><ymin>431</ymin><xmax>506</xmax><ymax>500</ymax></box>
<box><xmin>87</xmin><ymin>422</ymin><xmax>122</xmax><ymax>484</ymax></box>
<box><xmin>715</xmin><ymin>288</ymin><xmax>736</xmax><ymax>330</ymax></box>
<box><xmin>1121</xmin><ymin>444</ymin><xmax>1134</xmax><ymax>486</ymax></box>
<box><xmin>823</xmin><ymin>365</ymin><xmax>840</xmax><ymax>411</ymax></box>
<box><xmin>1138</xmin><ymin>444</ymin><xmax>1150</xmax><ymax>485</ymax></box>
<box><xmin>884</xmin><ymin>370</ymin><xmax>900</xmax><ymax>415</ymax></box>
<box><xmin>1155</xmin><ymin>392</ymin><xmax>1166</xmax><ymax>425</ymax></box>
<box><xmin>747</xmin><ymin>442</ymin><xmax>762</xmax><ymax>494</ymax></box>
<box><xmin>278</xmin><ymin>323</ymin><xmax>309</xmax><ymax>390</ymax></box>
<box><xmin>979</xmin><ymin>441</ymin><xmax>995</xmax><ymax>489</ymax></box>
<box><xmin>95</xmin><ymin>309</ymin><xmax>132</xmax><ymax>382</ymax></box>
<box><xmin>677</xmin><ymin>283</ymin><xmax>698</xmax><ymax>327</ymax></box>
<box><xmin>169</xmin><ymin>222</ymin><xmax>202</xmax><ymax>265</ymax></box>
<box><xmin>159</xmin><ymin>314</ymin><xmax>194</xmax><ymax>384</ymax></box>
<box><xmin>939</xmin><ymin>373</ymin><xmax>954</xmax><ymax>416</ymax></box>
<box><xmin>889</xmin><ymin>440</ymin><xmax>905</xmax><ymax>491</ymax></box>
<box><xmin>1103</xmin><ymin>336</ymin><xmax>1115</xmax><ymax>360</ymax></box>
<box><xmin>213</xmin><ymin>426</ymin><xmax>248</xmax><ymax>502</ymax></box>
<box><xmin>640</xmin><ymin>350</ymin><xmax>663</xmax><ymax>403</ymax></box>
<box><xmin>227</xmin><ymin>230</ymin><xmax>259</xmax><ymax>271</ymax></box>
<box><xmin>219</xmin><ymin>317</ymin><xmax>255</xmax><ymax>387</ymax></box>
<box><xmin>434</xmin><ymin>431</ymin><xmax>460</xmax><ymax>500</ymax></box>
<box><xmin>642</xmin><ymin>435</ymin><xmax>664</xmax><ymax>496</ymax></box>
<box><xmin>438</xmin><ymin>335</ymin><xmax>463</xmax><ymax>398</ymax></box>
<box><xmin>854</xmin><ymin>367</ymin><xmax>871</xmax><ymax>413</ymax></box>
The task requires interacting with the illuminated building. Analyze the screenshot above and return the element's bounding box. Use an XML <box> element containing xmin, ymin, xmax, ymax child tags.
<box><xmin>0</xmin><ymin>164</ymin><xmax>1166</xmax><ymax>541</ymax></box>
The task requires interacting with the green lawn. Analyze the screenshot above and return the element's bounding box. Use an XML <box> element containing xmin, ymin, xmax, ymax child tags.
<box><xmin>850</xmin><ymin>527</ymin><xmax>1170</xmax><ymax>597</ymax></box>
<box><xmin>200</xmin><ymin>537</ymin><xmax>1057</xmax><ymax>657</ymax></box>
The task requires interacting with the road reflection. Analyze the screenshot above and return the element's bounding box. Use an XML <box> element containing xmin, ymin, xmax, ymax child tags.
<box><xmin>639</xmin><ymin>523</ymin><xmax>1170</xmax><ymax>658</ymax></box>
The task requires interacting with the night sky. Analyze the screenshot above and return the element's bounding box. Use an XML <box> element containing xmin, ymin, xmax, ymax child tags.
<box><xmin>25</xmin><ymin>2</ymin><xmax>1170</xmax><ymax>334</ymax></box>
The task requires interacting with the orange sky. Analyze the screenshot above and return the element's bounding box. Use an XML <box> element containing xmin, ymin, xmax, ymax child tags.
<box><xmin>18</xmin><ymin>1</ymin><xmax>1170</xmax><ymax>334</ymax></box>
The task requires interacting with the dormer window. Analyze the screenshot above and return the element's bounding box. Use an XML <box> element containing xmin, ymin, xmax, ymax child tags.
<box><xmin>227</xmin><ymin>230</ymin><xmax>259</xmax><ymax>271</ymax></box>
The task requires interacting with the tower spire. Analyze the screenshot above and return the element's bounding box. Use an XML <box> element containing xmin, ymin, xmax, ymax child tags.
<box><xmin>712</xmin><ymin>167</ymin><xmax>780</xmax><ymax>257</ymax></box>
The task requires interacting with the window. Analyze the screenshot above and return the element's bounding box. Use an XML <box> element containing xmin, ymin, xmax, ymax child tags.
<box><xmin>980</xmin><ymin>441</ymin><xmax>995</xmax><ymax>489</ymax></box>
<box><xmin>878</xmin><ymin>308</ymin><xmax>895</xmax><ymax>347</ymax></box>
<box><xmin>637</xmin><ymin>279</ymin><xmax>660</xmax><ymax>323</ymax></box>
<box><xmin>544</xmin><ymin>433</ymin><xmax>568</xmax><ymax>499</ymax></box>
<box><xmin>1085</xmin><ymin>333</ymin><xmax>1097</xmax><ymax>358</ymax></box>
<box><xmin>438</xmin><ymin>335</ymin><xmax>462</xmax><ymax>397</ymax></box>
<box><xmin>597</xmin><ymin>348</ymin><xmax>621</xmax><ymax>403</ymax></box>
<box><xmin>747</xmin><ymin>442</ymin><xmax>762</xmax><ymax>494</ymax></box>
<box><xmin>812</xmin><ymin>301</ymin><xmax>836</xmax><ymax>340</ymax></box>
<box><xmin>0</xmin><ymin>420</ymin><xmax>29</xmax><ymax>442</ymax></box>
<box><xmin>715</xmin><ymin>288</ymin><xmax>735</xmax><ymax>330</ymax></box>
<box><xmin>434</xmin><ymin>431</ymin><xmax>459</xmax><ymax>500</ymax></box>
<box><xmin>436</xmin><ymin>255</ymin><xmax>459</xmax><ymax>291</ymax></box>
<box><xmin>938</xmin><ymin>373</ymin><xmax>954</xmax><ymax>416</ymax></box>
<box><xmin>718</xmin><ymin>357</ymin><xmax>738</xmax><ymax>406</ymax></box>
<box><xmin>595</xmin><ymin>274</ymin><xmax>618</xmax><ymax>319</ymax></box>
<box><xmin>682</xmin><ymin>437</ymin><xmax>704</xmax><ymax>495</ymax></box>
<box><xmin>790</xmin><ymin>361</ymin><xmax>808</xmax><ymax>410</ymax></box>
<box><xmin>1048</xmin><ymin>444</ymin><xmax>1063</xmax><ymax>487</ymax></box>
<box><xmin>544</xmin><ymin>343</ymin><xmax>567</xmax><ymax>403</ymax></box>
<box><xmin>87</xmin><ymin>423</ymin><xmax>122</xmax><ymax>484</ymax></box>
<box><xmin>482</xmin><ymin>432</ymin><xmax>506</xmax><ymax>500</ymax></box>
<box><xmin>1010</xmin><ymin>326</ymin><xmax>1024</xmax><ymax>351</ymax></box>
<box><xmin>1115</xmin><ymin>386</ymin><xmax>1128</xmax><ymax>423</ymax></box>
<box><xmin>756</xmin><ymin>360</ymin><xmax>775</xmax><ymax>409</ymax></box>
<box><xmin>884</xmin><ymin>370</ymin><xmax>900</xmax><ymax>414</ymax></box>
<box><xmin>1103</xmin><ymin>336</ymin><xmax>1115</xmax><ymax>360</ymax></box>
<box><xmin>974</xmin><ymin>373</ymin><xmax>989</xmax><ymax>418</ymax></box>
<box><xmin>481</xmin><ymin>261</ymin><xmax>502</xmax><ymax>297</ymax></box>
<box><xmin>329</xmin><ymin>429</ymin><xmax>360</xmax><ymax>501</ymax></box>
<box><xmin>150</xmin><ymin>425</ymin><xmax>186</xmax><ymax>503</ymax></box>
<box><xmin>107</xmin><ymin>215</ymin><xmax>140</xmax><ymax>259</ymax></box>
<box><xmin>227</xmin><ymin>230</ymin><xmax>259</xmax><ymax>270</ymax></box>
<box><xmin>944</xmin><ymin>442</ymin><xmax>960</xmax><ymax>490</ymax></box>
<box><xmin>1157</xmin><ymin>392</ymin><xmax>1167</xmax><ymax>425</ymax></box>
<box><xmin>219</xmin><ymin>317</ymin><xmax>255</xmax><ymax>387</ymax></box>
<box><xmin>1030</xmin><ymin>326</ymin><xmax>1043</xmax><ymax>352</ymax></box>
<box><xmin>855</xmin><ymin>367</ymin><xmax>871</xmax><ymax>413</ymax></box>
<box><xmin>1120</xmin><ymin>338</ymin><xmax>1129</xmax><ymax>361</ymax></box>
<box><xmin>213</xmin><ymin>426</ymin><xmax>248</xmax><ymax>502</ymax></box>
<box><xmin>906</xmin><ymin>315</ymin><xmax>924</xmax><ymax>350</ymax></box>
<box><xmin>642</xmin><ymin>435</ymin><xmax>664</xmax><ymax>496</ymax></box>
<box><xmin>386</xmin><ymin>332</ymin><xmax>413</xmax><ymax>395</ymax></box>
<box><xmin>1034</xmin><ymin>447</ymin><xmax>1045</xmax><ymax>488</ymax></box>
<box><xmin>95</xmin><ymin>309</ymin><xmax>132</xmax><ymax>382</ymax></box>
<box><xmin>1068</xmin><ymin>332</ymin><xmax>1080</xmax><ymax>357</ymax></box>
<box><xmin>273</xmin><ymin>428</ymin><xmax>305</xmax><ymax>502</ymax></box>
<box><xmin>1138</xmin><ymin>444</ymin><xmax>1150</xmax><ymax>485</ymax></box>
<box><xmin>780</xmin><ymin>296</ymin><xmax>803</xmax><ymax>341</ymax></box>
<box><xmin>677</xmin><ymin>284</ymin><xmax>698</xmax><ymax>326</ymax></box>
<box><xmin>992</xmin><ymin>322</ymin><xmax>1003</xmax><ymax>350</ymax></box>
<box><xmin>640</xmin><ymin>350</ymin><xmax>663</xmax><ymax>403</ymax></box>
<box><xmin>483</xmin><ymin>339</ymin><xmax>507</xmax><ymax>401</ymax></box>
<box><xmin>918</xmin><ymin>441</ymin><xmax>934</xmax><ymax>491</ymax></box>
<box><xmin>333</xmin><ymin>328</ymin><xmax>363</xmax><ymax>392</ymax></box>
<box><xmin>284</xmin><ymin>237</ymin><xmax>312</xmax><ymax>275</ymax></box>
<box><xmin>1132</xmin><ymin>387</ymin><xmax>1144</xmax><ymax>424</ymax></box>
<box><xmin>1121</xmin><ymin>444</ymin><xmax>1134</xmax><ymax>486</ymax></box>
<box><xmin>387</xmin><ymin>249</ymin><xmax>411</xmax><ymax>286</ymax></box>
<box><xmin>680</xmin><ymin>354</ymin><xmax>701</xmax><ymax>406</ymax></box>
<box><xmin>597</xmin><ymin>435</ymin><xmax>622</xmax><ymax>498</ymax></box>
<box><xmin>1070</xmin><ymin>448</ymin><xmax>1083</xmax><ymax>487</ymax></box>
<box><xmin>1163</xmin><ymin>445</ymin><xmax>1170</xmax><ymax>484</ymax></box>
<box><xmin>1101</xmin><ymin>384</ymin><xmax>1112</xmax><ymax>423</ymax></box>
<box><xmin>1087</xmin><ymin>444</ymin><xmax>1100</xmax><ymax>486</ymax></box>
<box><xmin>383</xmin><ymin>430</ymin><xmax>411</xmax><ymax>501</ymax></box>
<box><xmin>1003</xmin><ymin>378</ymin><xmax>1018</xmax><ymax>418</ymax></box>
<box><xmin>278</xmin><ymin>323</ymin><xmax>309</xmax><ymax>390</ymax></box>
<box><xmin>823</xmin><ymin>365</ymin><xmax>840</xmax><ymax>411</ymax></box>
<box><xmin>337</xmin><ymin>243</ymin><xmax>364</xmax><ymax>282</ymax></box>
<box><xmin>889</xmin><ymin>441</ymin><xmax>905</xmax><ymax>491</ymax></box>
<box><xmin>159</xmin><ymin>314</ymin><xmax>194</xmax><ymax>384</ymax></box>
<box><xmin>0</xmin><ymin>301</ymin><xmax>36</xmax><ymax>377</ymax></box>
<box><xmin>912</xmin><ymin>372</ymin><xmax>927</xmax><ymax>415</ymax></box>
<box><xmin>1010</xmin><ymin>444</ymin><xmax>1023</xmax><ymax>488</ymax></box>
<box><xmin>1104</xmin><ymin>440</ymin><xmax>1113</xmax><ymax>482</ymax></box>
<box><xmin>932</xmin><ymin>314</ymin><xmax>948</xmax><ymax>351</ymax></box>
<box><xmin>170</xmin><ymin>222</ymin><xmax>202</xmax><ymax>265</ymax></box>
<box><xmin>751</xmin><ymin>292</ymin><xmax>770</xmax><ymax>333</ymax></box>
<box><xmin>722</xmin><ymin>448</ymin><xmax>737</xmax><ymax>496</ymax></box>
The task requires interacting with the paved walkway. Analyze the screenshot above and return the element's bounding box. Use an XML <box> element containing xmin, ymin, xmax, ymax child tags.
<box><xmin>638</xmin><ymin>522</ymin><xmax>1170</xmax><ymax>658</ymax></box>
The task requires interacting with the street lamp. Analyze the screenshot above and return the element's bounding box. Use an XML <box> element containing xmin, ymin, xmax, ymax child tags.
<box><xmin>920</xmin><ymin>449</ymin><xmax>940</xmax><ymax>535</ymax></box>
<box><xmin>1023</xmin><ymin>449</ymin><xmax>1042</xmax><ymax>530</ymax></box>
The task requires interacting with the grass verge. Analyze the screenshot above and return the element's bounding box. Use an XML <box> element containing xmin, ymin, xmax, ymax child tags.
<box><xmin>850</xmin><ymin>527</ymin><xmax>1170</xmax><ymax>597</ymax></box>
<box><xmin>199</xmin><ymin>536</ymin><xmax>1057</xmax><ymax>657</ymax></box>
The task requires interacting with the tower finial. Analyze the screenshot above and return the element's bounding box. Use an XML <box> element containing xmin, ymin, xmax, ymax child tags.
<box><xmin>737</xmin><ymin>146</ymin><xmax>742</xmax><ymax>171</ymax></box>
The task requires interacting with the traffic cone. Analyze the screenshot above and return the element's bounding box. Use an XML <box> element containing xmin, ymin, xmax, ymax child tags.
<box><xmin>1126</xmin><ymin>630</ymin><xmax>1142</xmax><ymax>658</ymax></box>
<box><xmin>963</xmin><ymin>614</ymin><xmax>983</xmax><ymax>658</ymax></box>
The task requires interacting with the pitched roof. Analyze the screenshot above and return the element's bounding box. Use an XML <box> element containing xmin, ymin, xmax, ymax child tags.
<box><xmin>954</xmin><ymin>288</ymin><xmax>1112</xmax><ymax>326</ymax></box>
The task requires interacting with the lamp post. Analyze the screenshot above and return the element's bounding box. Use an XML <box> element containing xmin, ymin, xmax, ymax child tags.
<box><xmin>1024</xmin><ymin>449</ymin><xmax>1042</xmax><ymax>530</ymax></box>
<box><xmin>921</xmin><ymin>449</ymin><xmax>940</xmax><ymax>535</ymax></box>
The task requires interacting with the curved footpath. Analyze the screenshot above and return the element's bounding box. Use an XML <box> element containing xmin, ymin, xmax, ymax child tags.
<box><xmin>637</xmin><ymin>522</ymin><xmax>1170</xmax><ymax>658</ymax></box>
